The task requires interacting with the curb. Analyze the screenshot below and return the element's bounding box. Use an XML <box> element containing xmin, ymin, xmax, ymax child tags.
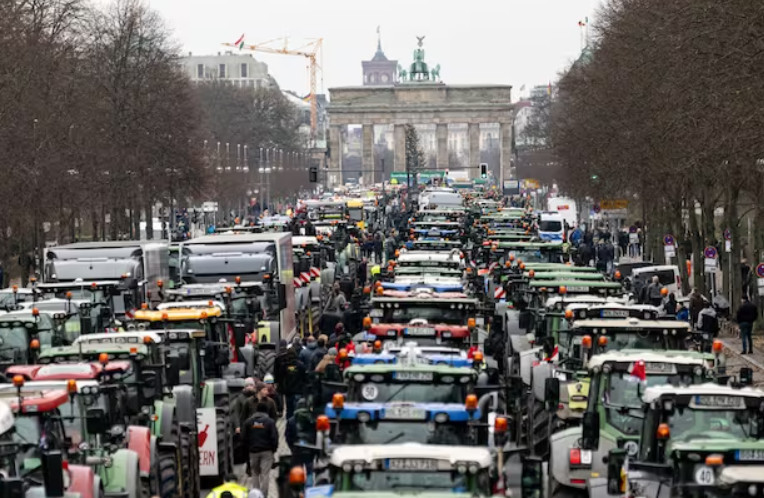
<box><xmin>720</xmin><ymin>340</ymin><xmax>764</xmax><ymax>372</ymax></box>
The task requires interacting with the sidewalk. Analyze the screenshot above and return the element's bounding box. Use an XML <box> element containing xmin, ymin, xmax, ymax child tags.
<box><xmin>719</xmin><ymin>336</ymin><xmax>764</xmax><ymax>386</ymax></box>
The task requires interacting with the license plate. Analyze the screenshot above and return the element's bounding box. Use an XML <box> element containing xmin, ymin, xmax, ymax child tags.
<box><xmin>566</xmin><ymin>286</ymin><xmax>589</xmax><ymax>292</ymax></box>
<box><xmin>406</xmin><ymin>327</ymin><xmax>435</xmax><ymax>336</ymax></box>
<box><xmin>384</xmin><ymin>406</ymin><xmax>427</xmax><ymax>420</ymax></box>
<box><xmin>692</xmin><ymin>395</ymin><xmax>745</xmax><ymax>409</ymax></box>
<box><xmin>394</xmin><ymin>371</ymin><xmax>433</xmax><ymax>381</ymax></box>
<box><xmin>601</xmin><ymin>310</ymin><xmax>628</xmax><ymax>318</ymax></box>
<box><xmin>476</xmin><ymin>317</ymin><xmax>485</xmax><ymax>326</ymax></box>
<box><xmin>736</xmin><ymin>450</ymin><xmax>764</xmax><ymax>461</ymax></box>
<box><xmin>386</xmin><ymin>459</ymin><xmax>439</xmax><ymax>471</ymax></box>
<box><xmin>370</xmin><ymin>309</ymin><xmax>384</xmax><ymax>318</ymax></box>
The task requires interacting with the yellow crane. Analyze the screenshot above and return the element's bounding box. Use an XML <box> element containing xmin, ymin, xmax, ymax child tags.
<box><xmin>223</xmin><ymin>37</ymin><xmax>323</xmax><ymax>145</ymax></box>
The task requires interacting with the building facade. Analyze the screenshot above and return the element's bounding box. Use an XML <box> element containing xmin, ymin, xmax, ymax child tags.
<box><xmin>180</xmin><ymin>52</ymin><xmax>273</xmax><ymax>89</ymax></box>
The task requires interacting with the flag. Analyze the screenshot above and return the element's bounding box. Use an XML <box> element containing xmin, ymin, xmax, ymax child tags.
<box><xmin>627</xmin><ymin>360</ymin><xmax>646</xmax><ymax>382</ymax></box>
<box><xmin>578</xmin><ymin>17</ymin><xmax>589</xmax><ymax>27</ymax></box>
<box><xmin>547</xmin><ymin>82</ymin><xmax>552</xmax><ymax>95</ymax></box>
<box><xmin>234</xmin><ymin>33</ymin><xmax>245</xmax><ymax>49</ymax></box>
<box><xmin>519</xmin><ymin>84</ymin><xmax>526</xmax><ymax>92</ymax></box>
<box><xmin>302</xmin><ymin>94</ymin><xmax>311</xmax><ymax>102</ymax></box>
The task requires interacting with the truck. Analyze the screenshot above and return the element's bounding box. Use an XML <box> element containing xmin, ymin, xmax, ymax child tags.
<box><xmin>43</xmin><ymin>241</ymin><xmax>170</xmax><ymax>320</ymax></box>
<box><xmin>180</xmin><ymin>232</ymin><xmax>296</xmax><ymax>345</ymax></box>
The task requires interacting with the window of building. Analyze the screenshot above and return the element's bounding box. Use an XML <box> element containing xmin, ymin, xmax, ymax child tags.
<box><xmin>196</xmin><ymin>64</ymin><xmax>204</xmax><ymax>79</ymax></box>
<box><xmin>219</xmin><ymin>64</ymin><xmax>226</xmax><ymax>78</ymax></box>
<box><xmin>241</xmin><ymin>63</ymin><xmax>248</xmax><ymax>78</ymax></box>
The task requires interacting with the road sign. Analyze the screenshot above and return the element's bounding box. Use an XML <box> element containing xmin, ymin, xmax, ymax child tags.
<box><xmin>663</xmin><ymin>234</ymin><xmax>675</xmax><ymax>246</ymax></box>
<box><xmin>704</xmin><ymin>246</ymin><xmax>718</xmax><ymax>259</ymax></box>
<box><xmin>197</xmin><ymin>407</ymin><xmax>219</xmax><ymax>476</ymax></box>
<box><xmin>664</xmin><ymin>245</ymin><xmax>676</xmax><ymax>259</ymax></box>
<box><xmin>723</xmin><ymin>228</ymin><xmax>732</xmax><ymax>241</ymax></box>
<box><xmin>600</xmin><ymin>199</ymin><xmax>629</xmax><ymax>210</ymax></box>
<box><xmin>592</xmin><ymin>204</ymin><xmax>601</xmax><ymax>214</ymax></box>
<box><xmin>756</xmin><ymin>263</ymin><xmax>764</xmax><ymax>279</ymax></box>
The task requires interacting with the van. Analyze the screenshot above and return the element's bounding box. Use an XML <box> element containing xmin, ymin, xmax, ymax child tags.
<box><xmin>631</xmin><ymin>265</ymin><xmax>683</xmax><ymax>298</ymax></box>
<box><xmin>538</xmin><ymin>212</ymin><xmax>565</xmax><ymax>242</ymax></box>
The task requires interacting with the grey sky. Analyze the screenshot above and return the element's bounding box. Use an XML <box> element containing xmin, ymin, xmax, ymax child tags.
<box><xmin>144</xmin><ymin>0</ymin><xmax>603</xmax><ymax>99</ymax></box>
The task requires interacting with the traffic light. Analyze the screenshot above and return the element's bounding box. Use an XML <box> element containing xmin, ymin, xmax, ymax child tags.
<box><xmin>309</xmin><ymin>166</ymin><xmax>318</xmax><ymax>183</ymax></box>
<box><xmin>480</xmin><ymin>163</ymin><xmax>488</xmax><ymax>179</ymax></box>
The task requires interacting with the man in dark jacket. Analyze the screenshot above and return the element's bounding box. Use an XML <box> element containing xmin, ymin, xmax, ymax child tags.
<box><xmin>281</xmin><ymin>348</ymin><xmax>306</xmax><ymax>418</ymax></box>
<box><xmin>689</xmin><ymin>288</ymin><xmax>705</xmax><ymax>327</ymax></box>
<box><xmin>299</xmin><ymin>336</ymin><xmax>317</xmax><ymax>366</ymax></box>
<box><xmin>243</xmin><ymin>402</ymin><xmax>279</xmax><ymax>497</ymax></box>
<box><xmin>737</xmin><ymin>297</ymin><xmax>759</xmax><ymax>355</ymax></box>
<box><xmin>309</xmin><ymin>336</ymin><xmax>328</xmax><ymax>372</ymax></box>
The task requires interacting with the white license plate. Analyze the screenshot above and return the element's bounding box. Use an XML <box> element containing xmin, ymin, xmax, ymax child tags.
<box><xmin>566</xmin><ymin>286</ymin><xmax>589</xmax><ymax>292</ymax></box>
<box><xmin>394</xmin><ymin>371</ymin><xmax>433</xmax><ymax>381</ymax></box>
<box><xmin>370</xmin><ymin>309</ymin><xmax>384</xmax><ymax>317</ymax></box>
<box><xmin>406</xmin><ymin>327</ymin><xmax>435</xmax><ymax>336</ymax></box>
<box><xmin>387</xmin><ymin>459</ymin><xmax>439</xmax><ymax>471</ymax></box>
<box><xmin>737</xmin><ymin>450</ymin><xmax>764</xmax><ymax>461</ymax></box>
<box><xmin>601</xmin><ymin>310</ymin><xmax>628</xmax><ymax>318</ymax></box>
<box><xmin>476</xmin><ymin>317</ymin><xmax>485</xmax><ymax>326</ymax></box>
<box><xmin>384</xmin><ymin>406</ymin><xmax>427</xmax><ymax>420</ymax></box>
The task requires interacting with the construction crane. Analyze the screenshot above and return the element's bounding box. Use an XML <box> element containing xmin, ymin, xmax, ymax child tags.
<box><xmin>223</xmin><ymin>37</ymin><xmax>323</xmax><ymax>146</ymax></box>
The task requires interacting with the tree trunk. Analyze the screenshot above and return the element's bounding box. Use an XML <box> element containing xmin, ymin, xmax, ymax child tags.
<box><xmin>689</xmin><ymin>200</ymin><xmax>705</xmax><ymax>294</ymax></box>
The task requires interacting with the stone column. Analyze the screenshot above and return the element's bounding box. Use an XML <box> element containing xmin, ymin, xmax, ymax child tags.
<box><xmin>394</xmin><ymin>124</ymin><xmax>406</xmax><ymax>172</ymax></box>
<box><xmin>436</xmin><ymin>123</ymin><xmax>448</xmax><ymax>170</ymax></box>
<box><xmin>329</xmin><ymin>124</ymin><xmax>342</xmax><ymax>187</ymax></box>
<box><xmin>468</xmin><ymin>123</ymin><xmax>480</xmax><ymax>179</ymax></box>
<box><xmin>362</xmin><ymin>124</ymin><xmax>374</xmax><ymax>185</ymax></box>
<box><xmin>499</xmin><ymin>122</ymin><xmax>513</xmax><ymax>186</ymax></box>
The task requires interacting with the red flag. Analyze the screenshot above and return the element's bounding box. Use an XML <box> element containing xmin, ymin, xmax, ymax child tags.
<box><xmin>233</xmin><ymin>33</ymin><xmax>245</xmax><ymax>45</ymax></box>
<box><xmin>628</xmin><ymin>360</ymin><xmax>646</xmax><ymax>382</ymax></box>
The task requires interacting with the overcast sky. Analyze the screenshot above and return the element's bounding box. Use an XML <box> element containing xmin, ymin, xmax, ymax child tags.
<box><xmin>142</xmin><ymin>0</ymin><xmax>603</xmax><ymax>99</ymax></box>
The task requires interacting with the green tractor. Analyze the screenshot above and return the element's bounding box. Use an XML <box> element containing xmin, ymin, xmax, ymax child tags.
<box><xmin>590</xmin><ymin>381</ymin><xmax>764</xmax><ymax>498</ymax></box>
<box><xmin>36</xmin><ymin>333</ymin><xmax>197</xmax><ymax>498</ymax></box>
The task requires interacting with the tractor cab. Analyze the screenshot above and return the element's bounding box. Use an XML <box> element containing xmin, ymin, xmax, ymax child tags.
<box><xmin>620</xmin><ymin>383</ymin><xmax>764</xmax><ymax>498</ymax></box>
<box><xmin>367</xmin><ymin>288</ymin><xmax>482</xmax><ymax>348</ymax></box>
<box><xmin>0</xmin><ymin>309</ymin><xmax>68</xmax><ymax>369</ymax></box>
<box><xmin>549</xmin><ymin>350</ymin><xmax>716</xmax><ymax>493</ymax></box>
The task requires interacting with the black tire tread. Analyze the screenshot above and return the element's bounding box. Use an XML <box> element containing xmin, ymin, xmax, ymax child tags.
<box><xmin>157</xmin><ymin>450</ymin><xmax>179</xmax><ymax>498</ymax></box>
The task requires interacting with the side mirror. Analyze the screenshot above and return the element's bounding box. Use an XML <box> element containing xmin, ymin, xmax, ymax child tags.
<box><xmin>740</xmin><ymin>367</ymin><xmax>753</xmax><ymax>386</ymax></box>
<box><xmin>544</xmin><ymin>377</ymin><xmax>560</xmax><ymax>413</ymax></box>
<box><xmin>165</xmin><ymin>355</ymin><xmax>181</xmax><ymax>387</ymax></box>
<box><xmin>232</xmin><ymin>323</ymin><xmax>247</xmax><ymax>349</ymax></box>
<box><xmin>125</xmin><ymin>385</ymin><xmax>142</xmax><ymax>415</ymax></box>
<box><xmin>41</xmin><ymin>451</ymin><xmax>65</xmax><ymax>498</ymax></box>
<box><xmin>277</xmin><ymin>284</ymin><xmax>287</xmax><ymax>311</ymax></box>
<box><xmin>606</xmin><ymin>448</ymin><xmax>627</xmax><ymax>495</ymax></box>
<box><xmin>139</xmin><ymin>371</ymin><xmax>158</xmax><ymax>404</ymax></box>
<box><xmin>542</xmin><ymin>336</ymin><xmax>555</xmax><ymax>358</ymax></box>
<box><xmin>521</xmin><ymin>455</ymin><xmax>544</xmax><ymax>498</ymax></box>
<box><xmin>0</xmin><ymin>476</ymin><xmax>24</xmax><ymax>498</ymax></box>
<box><xmin>582</xmin><ymin>411</ymin><xmax>600</xmax><ymax>449</ymax></box>
<box><xmin>85</xmin><ymin>407</ymin><xmax>109</xmax><ymax>435</ymax></box>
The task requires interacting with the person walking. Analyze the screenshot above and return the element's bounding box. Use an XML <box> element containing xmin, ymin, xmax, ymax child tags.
<box><xmin>281</xmin><ymin>348</ymin><xmax>305</xmax><ymax>419</ymax></box>
<box><xmin>243</xmin><ymin>402</ymin><xmax>279</xmax><ymax>497</ymax></box>
<box><xmin>646</xmin><ymin>276</ymin><xmax>664</xmax><ymax>307</ymax></box>
<box><xmin>689</xmin><ymin>288</ymin><xmax>704</xmax><ymax>326</ymax></box>
<box><xmin>697</xmin><ymin>301</ymin><xmax>719</xmax><ymax>338</ymax></box>
<box><xmin>736</xmin><ymin>297</ymin><xmax>759</xmax><ymax>355</ymax></box>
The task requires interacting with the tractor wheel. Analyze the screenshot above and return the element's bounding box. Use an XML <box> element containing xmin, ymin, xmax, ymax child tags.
<box><xmin>214</xmin><ymin>393</ymin><xmax>232</xmax><ymax>486</ymax></box>
<box><xmin>256</xmin><ymin>349</ymin><xmax>276</xmax><ymax>379</ymax></box>
<box><xmin>157</xmin><ymin>449</ymin><xmax>179</xmax><ymax>498</ymax></box>
<box><xmin>179</xmin><ymin>424</ymin><xmax>200</xmax><ymax>498</ymax></box>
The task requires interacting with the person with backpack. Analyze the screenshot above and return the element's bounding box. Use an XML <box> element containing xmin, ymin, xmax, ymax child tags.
<box><xmin>697</xmin><ymin>301</ymin><xmax>719</xmax><ymax>338</ymax></box>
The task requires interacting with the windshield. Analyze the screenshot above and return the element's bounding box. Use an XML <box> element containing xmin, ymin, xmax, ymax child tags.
<box><xmin>0</xmin><ymin>292</ymin><xmax>31</xmax><ymax>309</ymax></box>
<box><xmin>341</xmin><ymin>469</ymin><xmax>482</xmax><ymax>493</ymax></box>
<box><xmin>349</xmin><ymin>382</ymin><xmax>466</xmax><ymax>403</ymax></box>
<box><xmin>507</xmin><ymin>250</ymin><xmax>546</xmax><ymax>263</ymax></box>
<box><xmin>385</xmin><ymin>307</ymin><xmax>467</xmax><ymax>325</ymax></box>
<box><xmin>0</xmin><ymin>325</ymin><xmax>53</xmax><ymax>362</ymax></box>
<box><xmin>665</xmin><ymin>406</ymin><xmax>761</xmax><ymax>444</ymax></box>
<box><xmin>603</xmin><ymin>331</ymin><xmax>687</xmax><ymax>351</ymax></box>
<box><xmin>337</xmin><ymin>421</ymin><xmax>469</xmax><ymax>446</ymax></box>
<box><xmin>348</xmin><ymin>208</ymin><xmax>363</xmax><ymax>221</ymax></box>
<box><xmin>602</xmin><ymin>372</ymin><xmax>695</xmax><ymax>435</ymax></box>
<box><xmin>539</xmin><ymin>220</ymin><xmax>563</xmax><ymax>232</ymax></box>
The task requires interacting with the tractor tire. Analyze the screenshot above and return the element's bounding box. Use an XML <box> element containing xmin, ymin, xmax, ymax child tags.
<box><xmin>256</xmin><ymin>349</ymin><xmax>276</xmax><ymax>379</ymax></box>
<box><xmin>179</xmin><ymin>424</ymin><xmax>200</xmax><ymax>498</ymax></box>
<box><xmin>214</xmin><ymin>393</ymin><xmax>232</xmax><ymax>485</ymax></box>
<box><xmin>157</xmin><ymin>449</ymin><xmax>179</xmax><ymax>498</ymax></box>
